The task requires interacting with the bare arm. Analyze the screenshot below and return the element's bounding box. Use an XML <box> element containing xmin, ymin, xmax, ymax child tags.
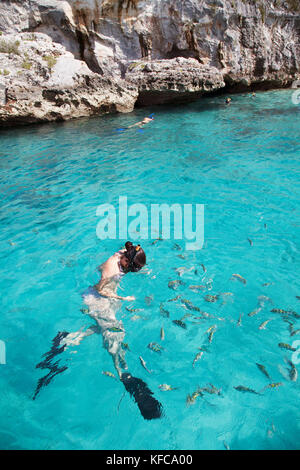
<box><xmin>94</xmin><ymin>255</ymin><xmax>135</xmax><ymax>301</ymax></box>
<box><xmin>100</xmin><ymin>290</ymin><xmax>135</xmax><ymax>301</ymax></box>
<box><xmin>96</xmin><ymin>279</ymin><xmax>134</xmax><ymax>301</ymax></box>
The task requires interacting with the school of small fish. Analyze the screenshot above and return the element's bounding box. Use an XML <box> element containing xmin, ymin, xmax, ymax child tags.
<box><xmin>113</xmin><ymin>243</ymin><xmax>299</xmax><ymax>449</ymax></box>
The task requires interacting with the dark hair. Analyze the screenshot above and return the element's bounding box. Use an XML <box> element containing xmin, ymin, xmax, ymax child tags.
<box><xmin>124</xmin><ymin>241</ymin><xmax>146</xmax><ymax>272</ymax></box>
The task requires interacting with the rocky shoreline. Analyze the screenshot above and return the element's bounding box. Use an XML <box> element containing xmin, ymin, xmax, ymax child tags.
<box><xmin>0</xmin><ymin>0</ymin><xmax>299</xmax><ymax>127</ymax></box>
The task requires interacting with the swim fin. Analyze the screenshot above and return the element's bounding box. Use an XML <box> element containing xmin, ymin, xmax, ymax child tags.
<box><xmin>121</xmin><ymin>372</ymin><xmax>163</xmax><ymax>420</ymax></box>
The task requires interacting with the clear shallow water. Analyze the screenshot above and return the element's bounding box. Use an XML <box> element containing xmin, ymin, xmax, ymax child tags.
<box><xmin>0</xmin><ymin>89</ymin><xmax>299</xmax><ymax>450</ymax></box>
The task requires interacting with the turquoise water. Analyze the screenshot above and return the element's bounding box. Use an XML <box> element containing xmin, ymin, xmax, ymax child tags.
<box><xmin>0</xmin><ymin>89</ymin><xmax>299</xmax><ymax>450</ymax></box>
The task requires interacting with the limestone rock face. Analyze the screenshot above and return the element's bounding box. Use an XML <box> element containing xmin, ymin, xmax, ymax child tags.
<box><xmin>0</xmin><ymin>0</ymin><xmax>299</xmax><ymax>126</ymax></box>
<box><xmin>126</xmin><ymin>58</ymin><xmax>225</xmax><ymax>105</ymax></box>
<box><xmin>0</xmin><ymin>32</ymin><xmax>137</xmax><ymax>126</ymax></box>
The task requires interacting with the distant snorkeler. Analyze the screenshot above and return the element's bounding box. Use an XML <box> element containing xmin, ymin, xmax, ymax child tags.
<box><xmin>127</xmin><ymin>115</ymin><xmax>154</xmax><ymax>128</ymax></box>
<box><xmin>33</xmin><ymin>242</ymin><xmax>163</xmax><ymax>420</ymax></box>
<box><xmin>225</xmin><ymin>97</ymin><xmax>232</xmax><ymax>104</ymax></box>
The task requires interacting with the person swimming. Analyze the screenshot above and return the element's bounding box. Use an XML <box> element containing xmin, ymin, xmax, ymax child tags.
<box><xmin>64</xmin><ymin>241</ymin><xmax>146</xmax><ymax>378</ymax></box>
<box><xmin>33</xmin><ymin>241</ymin><xmax>162</xmax><ymax>419</ymax></box>
<box><xmin>225</xmin><ymin>97</ymin><xmax>232</xmax><ymax>105</ymax></box>
<box><xmin>127</xmin><ymin>116</ymin><xmax>154</xmax><ymax>128</ymax></box>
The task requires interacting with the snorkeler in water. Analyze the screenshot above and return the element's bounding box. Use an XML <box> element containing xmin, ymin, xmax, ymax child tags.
<box><xmin>128</xmin><ymin>116</ymin><xmax>154</xmax><ymax>128</ymax></box>
<box><xmin>64</xmin><ymin>242</ymin><xmax>146</xmax><ymax>377</ymax></box>
<box><xmin>225</xmin><ymin>97</ymin><xmax>232</xmax><ymax>105</ymax></box>
<box><xmin>33</xmin><ymin>242</ymin><xmax>162</xmax><ymax>419</ymax></box>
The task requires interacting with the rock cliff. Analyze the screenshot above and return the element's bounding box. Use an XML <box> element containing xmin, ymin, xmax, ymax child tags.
<box><xmin>0</xmin><ymin>0</ymin><xmax>299</xmax><ymax>126</ymax></box>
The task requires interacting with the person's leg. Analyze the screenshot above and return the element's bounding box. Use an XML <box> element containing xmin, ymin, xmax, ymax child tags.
<box><xmin>62</xmin><ymin>324</ymin><xmax>100</xmax><ymax>347</ymax></box>
<box><xmin>102</xmin><ymin>328</ymin><xmax>128</xmax><ymax>379</ymax></box>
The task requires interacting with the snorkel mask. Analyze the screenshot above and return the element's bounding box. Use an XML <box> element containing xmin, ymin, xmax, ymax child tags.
<box><xmin>126</xmin><ymin>244</ymin><xmax>143</xmax><ymax>272</ymax></box>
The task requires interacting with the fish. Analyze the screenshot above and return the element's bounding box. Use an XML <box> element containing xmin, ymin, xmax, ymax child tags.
<box><xmin>262</xmin><ymin>282</ymin><xmax>272</xmax><ymax>287</ymax></box>
<box><xmin>144</xmin><ymin>295</ymin><xmax>153</xmax><ymax>305</ymax></box>
<box><xmin>285</xmin><ymin>359</ymin><xmax>298</xmax><ymax>382</ymax></box>
<box><xmin>160</xmin><ymin>303</ymin><xmax>170</xmax><ymax>318</ymax></box>
<box><xmin>107</xmin><ymin>326</ymin><xmax>124</xmax><ymax>333</ymax></box>
<box><xmin>80</xmin><ymin>308</ymin><xmax>89</xmax><ymax>314</ymax></box>
<box><xmin>174</xmin><ymin>267</ymin><xmax>185</xmax><ymax>277</ymax></box>
<box><xmin>121</xmin><ymin>342</ymin><xmax>130</xmax><ymax>351</ymax></box>
<box><xmin>189</xmin><ymin>285</ymin><xmax>207</xmax><ymax>291</ymax></box>
<box><xmin>172</xmin><ymin>319</ymin><xmax>187</xmax><ymax>329</ymax></box>
<box><xmin>267</xmin><ymin>423</ymin><xmax>276</xmax><ymax>438</ymax></box>
<box><xmin>148</xmin><ymin>342</ymin><xmax>164</xmax><ymax>353</ymax></box>
<box><xmin>159</xmin><ymin>384</ymin><xmax>177</xmax><ymax>391</ymax></box>
<box><xmin>130</xmin><ymin>315</ymin><xmax>144</xmax><ymax>321</ymax></box>
<box><xmin>181</xmin><ymin>298</ymin><xmax>201</xmax><ymax>312</ymax></box>
<box><xmin>296</xmin><ymin>296</ymin><xmax>300</xmax><ymax>301</ymax></box>
<box><xmin>172</xmin><ymin>243</ymin><xmax>182</xmax><ymax>251</ymax></box>
<box><xmin>186</xmin><ymin>388</ymin><xmax>203</xmax><ymax>406</ymax></box>
<box><xmin>168</xmin><ymin>279</ymin><xmax>185</xmax><ymax>290</ymax></box>
<box><xmin>59</xmin><ymin>257</ymin><xmax>76</xmax><ymax>268</ymax></box>
<box><xmin>177</xmin><ymin>254</ymin><xmax>186</xmax><ymax>259</ymax></box>
<box><xmin>151</xmin><ymin>236</ymin><xmax>163</xmax><ymax>245</ymax></box>
<box><xmin>160</xmin><ymin>327</ymin><xmax>165</xmax><ymax>341</ymax></box>
<box><xmin>139</xmin><ymin>356</ymin><xmax>152</xmax><ymax>374</ymax></box>
<box><xmin>247</xmin><ymin>238</ymin><xmax>253</xmax><ymax>246</ymax></box>
<box><xmin>278</xmin><ymin>363</ymin><xmax>290</xmax><ymax>381</ymax></box>
<box><xmin>167</xmin><ymin>295</ymin><xmax>181</xmax><ymax>302</ymax></box>
<box><xmin>200</xmin><ymin>264</ymin><xmax>206</xmax><ymax>273</ymax></box>
<box><xmin>206</xmin><ymin>325</ymin><xmax>216</xmax><ymax>334</ymax></box>
<box><xmin>194</xmin><ymin>311</ymin><xmax>215</xmax><ymax>319</ymax></box>
<box><xmin>282</xmin><ymin>317</ymin><xmax>294</xmax><ymax>327</ymax></box>
<box><xmin>102</xmin><ymin>371</ymin><xmax>117</xmax><ymax>380</ymax></box>
<box><xmin>271</xmin><ymin>309</ymin><xmax>300</xmax><ymax>319</ymax></box>
<box><xmin>262</xmin><ymin>382</ymin><xmax>283</xmax><ymax>391</ymax></box>
<box><xmin>204</xmin><ymin>294</ymin><xmax>219</xmax><ymax>303</ymax></box>
<box><xmin>202</xmin><ymin>383</ymin><xmax>222</xmax><ymax>395</ymax></box>
<box><xmin>289</xmin><ymin>311</ymin><xmax>300</xmax><ymax>319</ymax></box>
<box><xmin>230</xmin><ymin>274</ymin><xmax>247</xmax><ymax>285</ymax></box>
<box><xmin>256</xmin><ymin>363</ymin><xmax>271</xmax><ymax>380</ymax></box>
<box><xmin>180</xmin><ymin>313</ymin><xmax>193</xmax><ymax>321</ymax></box>
<box><xmin>126</xmin><ymin>306</ymin><xmax>144</xmax><ymax>313</ymax></box>
<box><xmin>271</xmin><ymin>308</ymin><xmax>287</xmax><ymax>314</ymax></box>
<box><xmin>248</xmin><ymin>307</ymin><xmax>262</xmax><ymax>317</ymax></box>
<box><xmin>287</xmin><ymin>323</ymin><xmax>295</xmax><ymax>335</ymax></box>
<box><xmin>207</xmin><ymin>326</ymin><xmax>217</xmax><ymax>343</ymax></box>
<box><xmin>259</xmin><ymin>319</ymin><xmax>272</xmax><ymax>330</ymax></box>
<box><xmin>291</xmin><ymin>328</ymin><xmax>300</xmax><ymax>337</ymax></box>
<box><xmin>237</xmin><ymin>314</ymin><xmax>243</xmax><ymax>326</ymax></box>
<box><xmin>186</xmin><ymin>393</ymin><xmax>195</xmax><ymax>406</ymax></box>
<box><xmin>223</xmin><ymin>441</ymin><xmax>230</xmax><ymax>450</ymax></box>
<box><xmin>234</xmin><ymin>385</ymin><xmax>260</xmax><ymax>395</ymax></box>
<box><xmin>257</xmin><ymin>295</ymin><xmax>272</xmax><ymax>307</ymax></box>
<box><xmin>174</xmin><ymin>266</ymin><xmax>194</xmax><ymax>277</ymax></box>
<box><xmin>278</xmin><ymin>343</ymin><xmax>296</xmax><ymax>351</ymax></box>
<box><xmin>192</xmin><ymin>351</ymin><xmax>203</xmax><ymax>368</ymax></box>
